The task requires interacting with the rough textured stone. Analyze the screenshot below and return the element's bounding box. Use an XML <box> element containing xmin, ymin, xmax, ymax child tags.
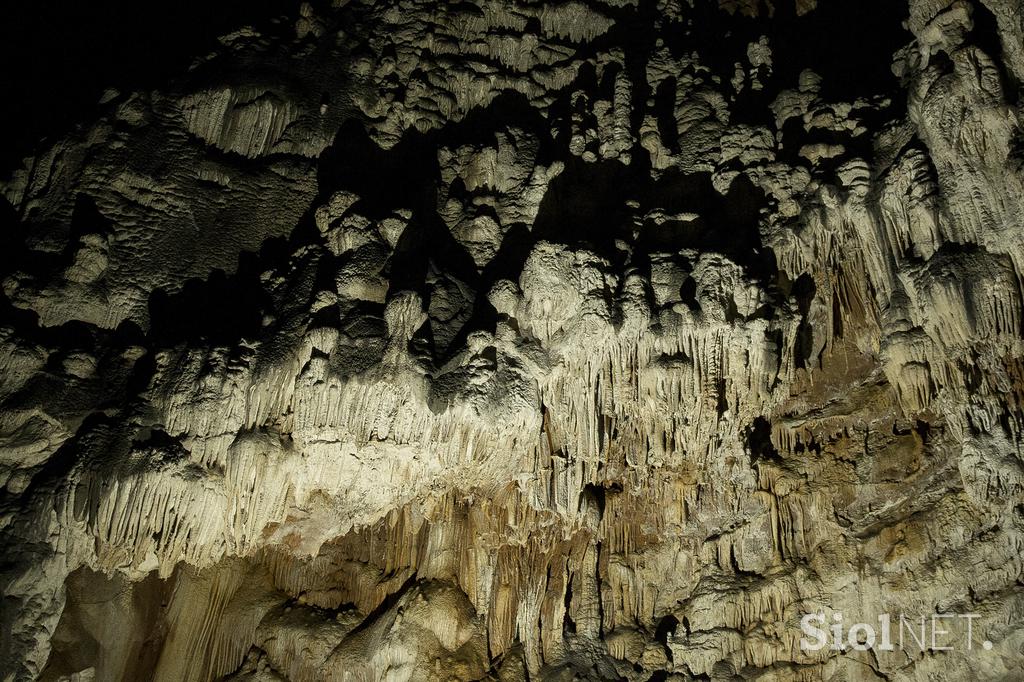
<box><xmin>1</xmin><ymin>0</ymin><xmax>1023</xmax><ymax>680</ymax></box>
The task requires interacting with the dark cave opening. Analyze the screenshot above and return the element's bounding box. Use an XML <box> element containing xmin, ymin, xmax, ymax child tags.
<box><xmin>745</xmin><ymin>414</ymin><xmax>782</xmax><ymax>464</ymax></box>
<box><xmin>654</xmin><ymin>614</ymin><xmax>679</xmax><ymax>645</ymax></box>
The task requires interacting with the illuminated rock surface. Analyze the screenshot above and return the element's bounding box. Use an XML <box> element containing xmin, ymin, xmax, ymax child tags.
<box><xmin>1</xmin><ymin>0</ymin><xmax>1023</xmax><ymax>679</ymax></box>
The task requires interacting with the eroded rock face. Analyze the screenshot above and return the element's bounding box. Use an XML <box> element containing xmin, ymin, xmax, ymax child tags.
<box><xmin>1</xmin><ymin>0</ymin><xmax>1023</xmax><ymax>680</ymax></box>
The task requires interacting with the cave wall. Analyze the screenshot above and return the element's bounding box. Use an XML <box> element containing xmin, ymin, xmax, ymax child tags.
<box><xmin>1</xmin><ymin>0</ymin><xmax>1024</xmax><ymax>680</ymax></box>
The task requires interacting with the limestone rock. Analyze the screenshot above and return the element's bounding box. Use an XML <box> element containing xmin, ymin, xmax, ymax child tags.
<box><xmin>1</xmin><ymin>1</ymin><xmax>1024</xmax><ymax>681</ymax></box>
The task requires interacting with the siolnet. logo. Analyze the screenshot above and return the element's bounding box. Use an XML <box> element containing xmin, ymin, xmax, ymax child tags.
<box><xmin>799</xmin><ymin>612</ymin><xmax>993</xmax><ymax>652</ymax></box>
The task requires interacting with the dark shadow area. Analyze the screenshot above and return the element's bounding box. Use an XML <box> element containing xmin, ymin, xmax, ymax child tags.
<box><xmin>654</xmin><ymin>614</ymin><xmax>679</xmax><ymax>645</ymax></box>
<box><xmin>790</xmin><ymin>272</ymin><xmax>816</xmax><ymax>368</ymax></box>
<box><xmin>316</xmin><ymin>93</ymin><xmax>559</xmax><ymax>361</ymax></box>
<box><xmin>662</xmin><ymin>0</ymin><xmax>911</xmax><ymax>123</ymax></box>
<box><xmin>653</xmin><ymin>77</ymin><xmax>680</xmax><ymax>152</ymax></box>
<box><xmin>60</xmin><ymin>195</ymin><xmax>116</xmax><ymax>268</ymax></box>
<box><xmin>643</xmin><ymin>170</ymin><xmax>781</xmax><ymax>295</ymax></box>
<box><xmin>745</xmin><ymin>415</ymin><xmax>782</xmax><ymax>464</ymax></box>
<box><xmin>532</xmin><ymin>155</ymin><xmax>775</xmax><ymax>282</ymax></box>
<box><xmin>768</xmin><ymin>0</ymin><xmax>911</xmax><ymax>101</ymax></box>
<box><xmin>0</xmin><ymin>197</ymin><xmax>30</xmax><ymax>278</ymax></box>
<box><xmin>579</xmin><ymin>482</ymin><xmax>609</xmax><ymax>519</ymax></box>
<box><xmin>317</xmin><ymin>118</ymin><xmax>472</xmax><ymax>299</ymax></box>
<box><xmin>0</xmin><ymin>0</ymin><xmax>305</xmax><ymax>172</ymax></box>
<box><xmin>67</xmin><ymin>195</ymin><xmax>113</xmax><ymax>243</ymax></box>
<box><xmin>147</xmin><ymin>260</ymin><xmax>267</xmax><ymax>346</ymax></box>
<box><xmin>532</xmin><ymin>156</ymin><xmax>640</xmax><ymax>265</ymax></box>
<box><xmin>563</xmin><ymin>577</ymin><xmax>577</xmax><ymax>634</ymax></box>
<box><xmin>13</xmin><ymin>412</ymin><xmax>117</xmax><ymax>504</ymax></box>
<box><xmin>970</xmin><ymin>0</ymin><xmax>1020</xmax><ymax>105</ymax></box>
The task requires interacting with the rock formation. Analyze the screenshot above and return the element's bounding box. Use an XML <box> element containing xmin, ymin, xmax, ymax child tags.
<box><xmin>1</xmin><ymin>0</ymin><xmax>1023</xmax><ymax>680</ymax></box>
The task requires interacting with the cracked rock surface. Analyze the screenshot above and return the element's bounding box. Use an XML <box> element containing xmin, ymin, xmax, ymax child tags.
<box><xmin>2</xmin><ymin>0</ymin><xmax>1024</xmax><ymax>680</ymax></box>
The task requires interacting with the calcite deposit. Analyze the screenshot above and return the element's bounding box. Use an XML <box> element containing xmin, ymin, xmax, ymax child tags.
<box><xmin>1</xmin><ymin>0</ymin><xmax>1023</xmax><ymax>680</ymax></box>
